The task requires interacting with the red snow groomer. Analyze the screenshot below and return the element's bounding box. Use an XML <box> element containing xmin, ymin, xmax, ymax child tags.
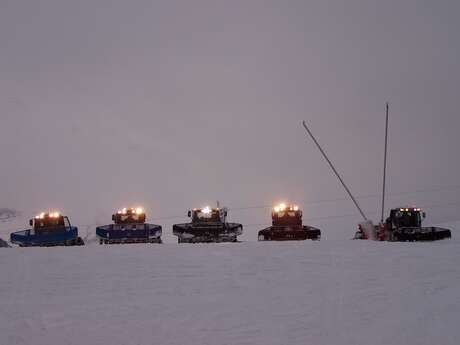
<box><xmin>258</xmin><ymin>203</ymin><xmax>321</xmax><ymax>241</ymax></box>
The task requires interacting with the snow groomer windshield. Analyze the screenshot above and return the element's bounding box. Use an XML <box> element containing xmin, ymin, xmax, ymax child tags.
<box><xmin>193</xmin><ymin>207</ymin><xmax>221</xmax><ymax>223</ymax></box>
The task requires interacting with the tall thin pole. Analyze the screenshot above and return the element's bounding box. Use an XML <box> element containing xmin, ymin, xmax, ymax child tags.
<box><xmin>302</xmin><ymin>121</ymin><xmax>368</xmax><ymax>221</ymax></box>
<box><xmin>381</xmin><ymin>103</ymin><xmax>389</xmax><ymax>223</ymax></box>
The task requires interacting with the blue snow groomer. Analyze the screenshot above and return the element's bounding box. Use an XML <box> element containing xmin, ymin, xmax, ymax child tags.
<box><xmin>96</xmin><ymin>207</ymin><xmax>162</xmax><ymax>245</ymax></box>
<box><xmin>10</xmin><ymin>212</ymin><xmax>84</xmax><ymax>247</ymax></box>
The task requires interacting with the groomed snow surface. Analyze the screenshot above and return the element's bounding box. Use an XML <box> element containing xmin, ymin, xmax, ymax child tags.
<box><xmin>0</xmin><ymin>221</ymin><xmax>459</xmax><ymax>345</ymax></box>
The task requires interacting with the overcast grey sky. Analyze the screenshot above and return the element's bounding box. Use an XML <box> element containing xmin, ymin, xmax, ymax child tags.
<box><xmin>1</xmin><ymin>0</ymin><xmax>459</xmax><ymax>240</ymax></box>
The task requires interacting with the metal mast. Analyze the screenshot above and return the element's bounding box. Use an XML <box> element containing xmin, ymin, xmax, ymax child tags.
<box><xmin>381</xmin><ymin>103</ymin><xmax>389</xmax><ymax>223</ymax></box>
<box><xmin>302</xmin><ymin>121</ymin><xmax>368</xmax><ymax>221</ymax></box>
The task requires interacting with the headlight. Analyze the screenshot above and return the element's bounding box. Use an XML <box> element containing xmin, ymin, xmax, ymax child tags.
<box><xmin>49</xmin><ymin>212</ymin><xmax>60</xmax><ymax>218</ymax></box>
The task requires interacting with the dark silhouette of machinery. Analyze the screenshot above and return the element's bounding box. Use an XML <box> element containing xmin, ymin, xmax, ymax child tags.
<box><xmin>173</xmin><ymin>206</ymin><xmax>242</xmax><ymax>243</ymax></box>
<box><xmin>258</xmin><ymin>203</ymin><xmax>321</xmax><ymax>241</ymax></box>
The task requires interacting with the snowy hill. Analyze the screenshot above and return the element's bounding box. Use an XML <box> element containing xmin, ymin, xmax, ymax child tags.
<box><xmin>1</xmin><ymin>231</ymin><xmax>459</xmax><ymax>345</ymax></box>
<box><xmin>0</xmin><ymin>208</ymin><xmax>20</xmax><ymax>222</ymax></box>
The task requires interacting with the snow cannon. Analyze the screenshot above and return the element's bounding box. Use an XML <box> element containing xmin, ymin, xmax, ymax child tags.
<box><xmin>173</xmin><ymin>206</ymin><xmax>243</xmax><ymax>243</ymax></box>
<box><xmin>10</xmin><ymin>212</ymin><xmax>84</xmax><ymax>247</ymax></box>
<box><xmin>355</xmin><ymin>207</ymin><xmax>451</xmax><ymax>242</ymax></box>
<box><xmin>96</xmin><ymin>207</ymin><xmax>162</xmax><ymax>244</ymax></box>
<box><xmin>258</xmin><ymin>203</ymin><xmax>321</xmax><ymax>241</ymax></box>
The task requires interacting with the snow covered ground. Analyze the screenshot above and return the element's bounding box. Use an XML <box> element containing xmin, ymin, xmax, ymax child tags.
<box><xmin>1</xmin><ymin>223</ymin><xmax>459</xmax><ymax>345</ymax></box>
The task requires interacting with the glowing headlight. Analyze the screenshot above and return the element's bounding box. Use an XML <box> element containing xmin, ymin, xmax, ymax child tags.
<box><xmin>48</xmin><ymin>212</ymin><xmax>60</xmax><ymax>218</ymax></box>
<box><xmin>274</xmin><ymin>206</ymin><xmax>280</xmax><ymax>213</ymax></box>
<box><xmin>293</xmin><ymin>205</ymin><xmax>299</xmax><ymax>211</ymax></box>
<box><xmin>135</xmin><ymin>207</ymin><xmax>143</xmax><ymax>214</ymax></box>
<box><xmin>202</xmin><ymin>206</ymin><xmax>212</xmax><ymax>214</ymax></box>
<box><xmin>279</xmin><ymin>203</ymin><xmax>286</xmax><ymax>211</ymax></box>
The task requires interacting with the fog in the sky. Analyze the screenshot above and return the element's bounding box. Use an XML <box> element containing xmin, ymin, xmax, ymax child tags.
<box><xmin>1</xmin><ymin>0</ymin><xmax>459</xmax><ymax>240</ymax></box>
